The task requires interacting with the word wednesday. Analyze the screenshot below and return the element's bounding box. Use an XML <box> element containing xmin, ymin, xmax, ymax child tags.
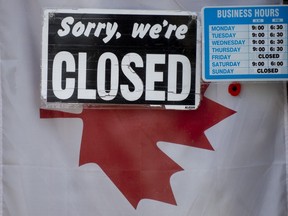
<box><xmin>41</xmin><ymin>9</ymin><xmax>200</xmax><ymax>109</ymax></box>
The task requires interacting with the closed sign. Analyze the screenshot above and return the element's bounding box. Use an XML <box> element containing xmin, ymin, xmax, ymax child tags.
<box><xmin>41</xmin><ymin>9</ymin><xmax>200</xmax><ymax>110</ymax></box>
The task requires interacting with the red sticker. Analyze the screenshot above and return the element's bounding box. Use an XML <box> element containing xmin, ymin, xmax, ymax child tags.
<box><xmin>228</xmin><ymin>82</ymin><xmax>241</xmax><ymax>96</ymax></box>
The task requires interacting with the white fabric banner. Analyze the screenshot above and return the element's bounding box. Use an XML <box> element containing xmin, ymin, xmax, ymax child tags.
<box><xmin>0</xmin><ymin>0</ymin><xmax>287</xmax><ymax>215</ymax></box>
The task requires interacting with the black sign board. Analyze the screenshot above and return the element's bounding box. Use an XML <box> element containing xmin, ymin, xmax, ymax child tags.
<box><xmin>41</xmin><ymin>9</ymin><xmax>200</xmax><ymax>110</ymax></box>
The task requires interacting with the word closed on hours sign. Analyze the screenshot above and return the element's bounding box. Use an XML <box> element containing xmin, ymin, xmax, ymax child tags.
<box><xmin>41</xmin><ymin>9</ymin><xmax>200</xmax><ymax>110</ymax></box>
<box><xmin>202</xmin><ymin>5</ymin><xmax>288</xmax><ymax>81</ymax></box>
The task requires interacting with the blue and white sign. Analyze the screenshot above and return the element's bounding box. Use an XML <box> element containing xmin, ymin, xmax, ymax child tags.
<box><xmin>202</xmin><ymin>5</ymin><xmax>288</xmax><ymax>81</ymax></box>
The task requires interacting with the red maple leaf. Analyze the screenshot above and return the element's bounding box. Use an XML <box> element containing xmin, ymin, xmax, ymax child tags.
<box><xmin>40</xmin><ymin>88</ymin><xmax>235</xmax><ymax>208</ymax></box>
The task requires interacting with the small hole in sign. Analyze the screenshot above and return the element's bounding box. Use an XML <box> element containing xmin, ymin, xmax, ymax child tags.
<box><xmin>228</xmin><ymin>83</ymin><xmax>241</xmax><ymax>96</ymax></box>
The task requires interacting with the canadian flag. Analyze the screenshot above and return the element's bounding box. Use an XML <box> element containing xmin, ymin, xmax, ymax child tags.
<box><xmin>0</xmin><ymin>0</ymin><xmax>287</xmax><ymax>216</ymax></box>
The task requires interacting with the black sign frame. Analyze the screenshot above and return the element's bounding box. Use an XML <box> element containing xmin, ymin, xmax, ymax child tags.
<box><xmin>41</xmin><ymin>9</ymin><xmax>201</xmax><ymax>110</ymax></box>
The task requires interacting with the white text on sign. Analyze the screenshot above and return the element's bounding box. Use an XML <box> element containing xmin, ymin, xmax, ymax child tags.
<box><xmin>52</xmin><ymin>52</ymin><xmax>191</xmax><ymax>102</ymax></box>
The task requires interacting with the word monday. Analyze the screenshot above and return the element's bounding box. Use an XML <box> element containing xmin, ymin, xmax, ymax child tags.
<box><xmin>42</xmin><ymin>10</ymin><xmax>199</xmax><ymax>109</ymax></box>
